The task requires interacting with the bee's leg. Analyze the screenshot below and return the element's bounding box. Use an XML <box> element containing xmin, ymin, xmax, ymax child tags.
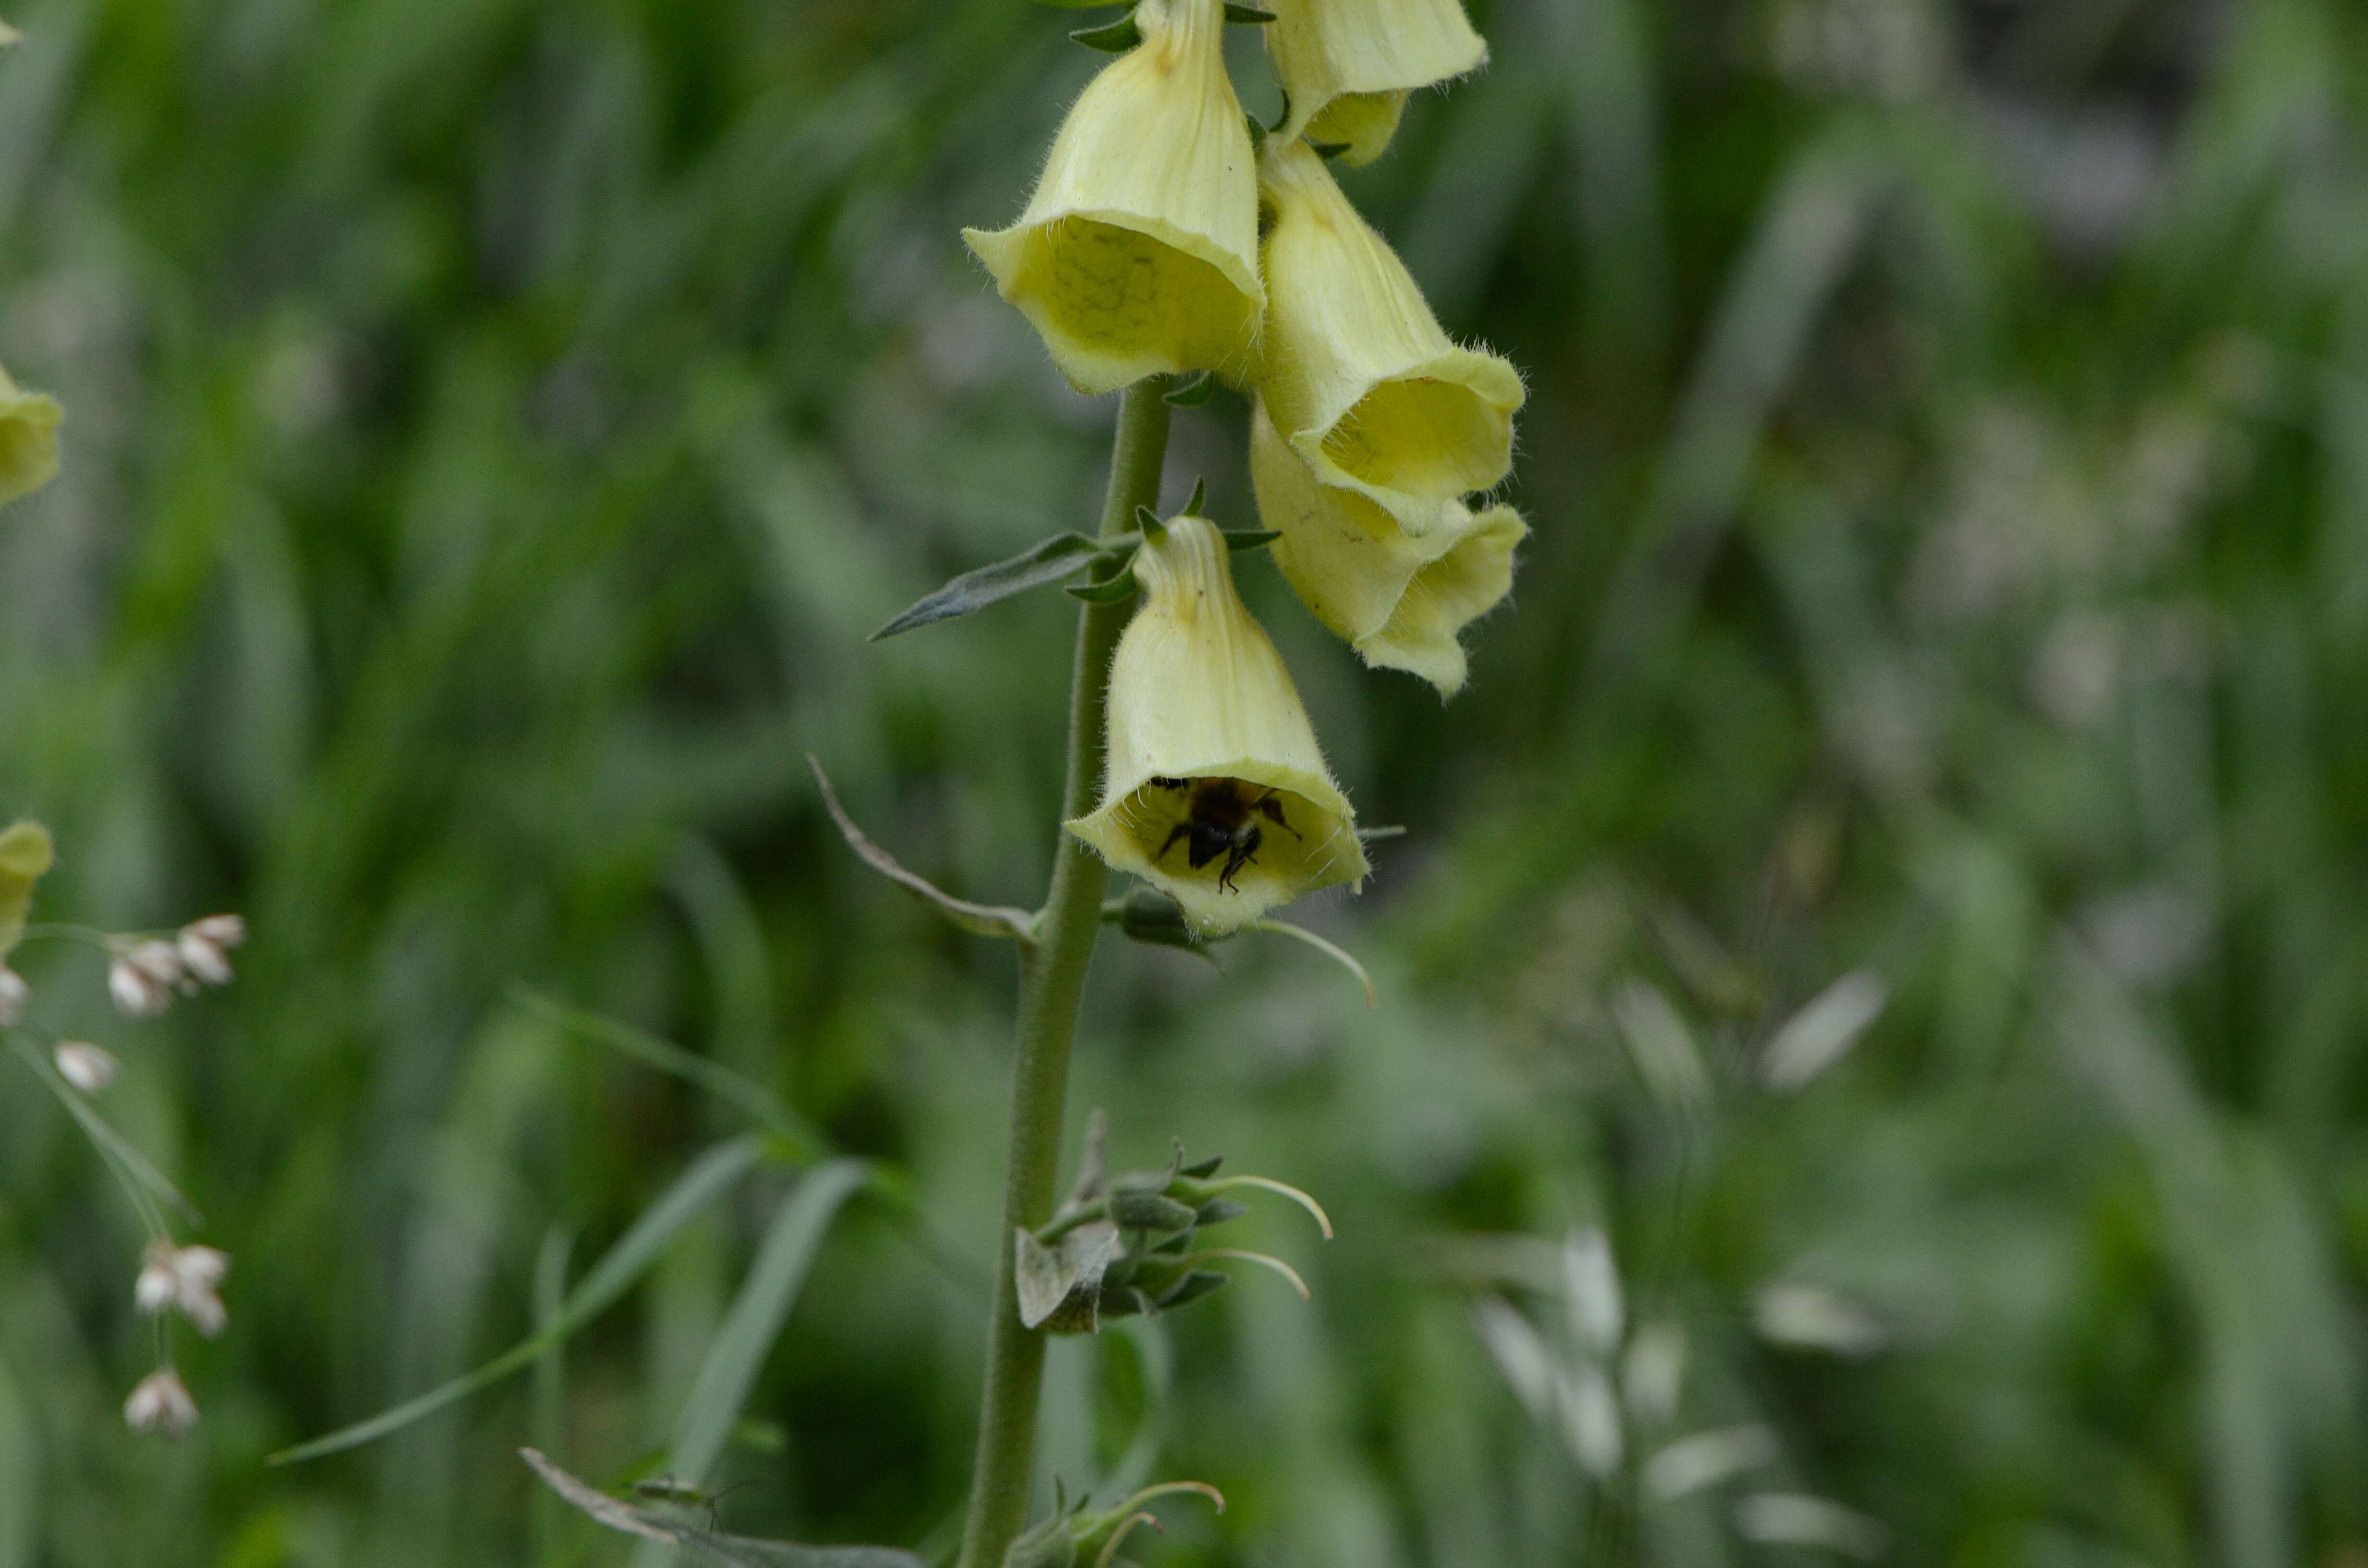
<box><xmin>1158</xmin><ymin>823</ymin><xmax>1190</xmax><ymax>861</ymax></box>
<box><xmin>1255</xmin><ymin>793</ymin><xmax>1300</xmax><ymax>837</ymax></box>
<box><xmin>1219</xmin><ymin>826</ymin><xmax>1262</xmax><ymax>892</ymax></box>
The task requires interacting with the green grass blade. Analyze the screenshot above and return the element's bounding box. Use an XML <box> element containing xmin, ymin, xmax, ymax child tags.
<box><xmin>269</xmin><ymin>1137</ymin><xmax>765</xmax><ymax>1466</ymax></box>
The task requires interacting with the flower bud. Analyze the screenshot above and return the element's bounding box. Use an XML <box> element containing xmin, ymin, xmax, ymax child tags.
<box><xmin>1268</xmin><ymin>0</ymin><xmax>1487</xmax><ymax>166</ymax></box>
<box><xmin>53</xmin><ymin>1040</ymin><xmax>117</xmax><ymax>1093</ymax></box>
<box><xmin>0</xmin><ymin>362</ymin><xmax>62</xmax><ymax>508</ymax></box>
<box><xmin>963</xmin><ymin>0</ymin><xmax>1263</xmax><ymax>394</ymax></box>
<box><xmin>109</xmin><ymin>955</ymin><xmax>171</xmax><ymax>1017</ymax></box>
<box><xmin>1256</xmin><ymin>139</ymin><xmax>1523</xmax><ymax>535</ymax></box>
<box><xmin>0</xmin><ymin>818</ymin><xmax>53</xmax><ymax>959</ymax></box>
<box><xmin>136</xmin><ymin>1240</ymin><xmax>230</xmax><ymax>1336</ymax></box>
<box><xmin>178</xmin><ymin>928</ymin><xmax>234</xmax><ymax>986</ymax></box>
<box><xmin>1250</xmin><ymin>396</ymin><xmax>1524</xmax><ymax>695</ymax></box>
<box><xmin>123</xmin><ymin>1368</ymin><xmax>198</xmax><ymax>1438</ymax></box>
<box><xmin>1069</xmin><ymin>514</ymin><xmax>1368</xmax><ymax>934</ymax></box>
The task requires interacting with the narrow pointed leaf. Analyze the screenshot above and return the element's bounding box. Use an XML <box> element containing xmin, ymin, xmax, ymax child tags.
<box><xmin>524</xmin><ymin>1450</ymin><xmax>926</xmax><ymax>1567</ymax></box>
<box><xmin>1162</xmin><ymin>371</ymin><xmax>1213</xmax><ymax>407</ymax></box>
<box><xmin>1183</xmin><ymin>477</ymin><xmax>1207</xmax><ymax>515</ymax></box>
<box><xmin>811</xmin><ymin>759</ymin><xmax>1036</xmax><ymax>942</ymax></box>
<box><xmin>869</xmin><ymin>533</ymin><xmax>1108</xmax><ymax>640</ymax></box>
<box><xmin>1071</xmin><ymin>14</ymin><xmax>1141</xmax><ymax>49</ymax></box>
<box><xmin>1066</xmin><ymin>568</ymin><xmax>1139</xmax><ymax>605</ymax></box>
<box><xmin>271</xmin><ymin>1139</ymin><xmax>766</xmax><ymax>1465</ymax></box>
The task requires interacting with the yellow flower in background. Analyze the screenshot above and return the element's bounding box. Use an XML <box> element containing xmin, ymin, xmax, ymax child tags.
<box><xmin>963</xmin><ymin>0</ymin><xmax>1262</xmax><ymax>396</ymax></box>
<box><xmin>1256</xmin><ymin>139</ymin><xmax>1522</xmax><ymax>536</ymax></box>
<box><xmin>0</xmin><ymin>819</ymin><xmax>55</xmax><ymax>960</ymax></box>
<box><xmin>1069</xmin><ymin>513</ymin><xmax>1368</xmax><ymax>933</ymax></box>
<box><xmin>0</xmin><ymin>364</ymin><xmax>62</xmax><ymax>508</ymax></box>
<box><xmin>1251</xmin><ymin>397</ymin><xmax>1524</xmax><ymax>696</ymax></box>
<box><xmin>1267</xmin><ymin>0</ymin><xmax>1487</xmax><ymax>166</ymax></box>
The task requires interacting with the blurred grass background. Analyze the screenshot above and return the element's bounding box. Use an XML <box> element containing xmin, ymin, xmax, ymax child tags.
<box><xmin>5</xmin><ymin>0</ymin><xmax>2368</xmax><ymax>1561</ymax></box>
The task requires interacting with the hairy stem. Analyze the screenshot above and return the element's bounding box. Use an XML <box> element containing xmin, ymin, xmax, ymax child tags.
<box><xmin>956</xmin><ymin>379</ymin><xmax>1171</xmax><ymax>1568</ymax></box>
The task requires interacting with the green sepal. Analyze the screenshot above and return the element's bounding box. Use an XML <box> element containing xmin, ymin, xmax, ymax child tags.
<box><xmin>1159</xmin><ymin>1271</ymin><xmax>1230</xmax><ymax>1310</ymax></box>
<box><xmin>1101</xmin><ymin>887</ymin><xmax>1209</xmax><ymax>956</ymax></box>
<box><xmin>1002</xmin><ymin>1510</ymin><xmax>1079</xmax><ymax>1568</ymax></box>
<box><xmin>1146</xmin><ymin>1230</ymin><xmax>1193</xmax><ymax>1257</ymax></box>
<box><xmin>1066</xmin><ymin>567</ymin><xmax>1140</xmax><ymax>605</ymax></box>
<box><xmin>1163</xmin><ymin>371</ymin><xmax>1214</xmax><ymax>407</ymax></box>
<box><xmin>1183</xmin><ymin>477</ymin><xmax>1207</xmax><ymax>516</ymax></box>
<box><xmin>1309</xmin><ymin>139</ymin><xmax>1352</xmax><ymax>159</ymax></box>
<box><xmin>1132</xmin><ymin>503</ymin><xmax>1166</xmax><ymax>542</ymax></box>
<box><xmin>1195</xmin><ymin>1199</ymin><xmax>1250</xmax><ymax>1226</ymax></box>
<box><xmin>870</xmin><ymin>532</ymin><xmax>1112</xmax><ymax>639</ymax></box>
<box><xmin>1222</xmin><ymin>528</ymin><xmax>1281</xmax><ymax>552</ymax></box>
<box><xmin>1180</xmin><ymin>1154</ymin><xmax>1224</xmax><ymax>1179</ymax></box>
<box><xmin>1071</xmin><ymin>13</ymin><xmax>1142</xmax><ymax>50</ymax></box>
<box><xmin>1110</xmin><ymin>1190</ymin><xmax>1199</xmax><ymax>1233</ymax></box>
<box><xmin>1223</xmin><ymin>3</ymin><xmax>1277</xmax><ymax>19</ymax></box>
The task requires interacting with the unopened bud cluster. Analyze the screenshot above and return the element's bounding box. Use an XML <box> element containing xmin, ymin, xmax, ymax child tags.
<box><xmin>108</xmin><ymin>913</ymin><xmax>245</xmax><ymax>1017</ymax></box>
<box><xmin>971</xmin><ymin>0</ymin><xmax>1527</xmax><ymax>933</ymax></box>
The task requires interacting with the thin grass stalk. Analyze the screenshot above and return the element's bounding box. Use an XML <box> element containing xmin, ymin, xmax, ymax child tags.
<box><xmin>956</xmin><ymin>379</ymin><xmax>1172</xmax><ymax>1568</ymax></box>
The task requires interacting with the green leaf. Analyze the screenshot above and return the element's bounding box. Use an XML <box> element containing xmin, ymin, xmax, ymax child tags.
<box><xmin>524</xmin><ymin>1449</ymin><xmax>926</xmax><ymax>1568</ymax></box>
<box><xmin>1065</xmin><ymin>568</ymin><xmax>1139</xmax><ymax>606</ymax></box>
<box><xmin>1183</xmin><ymin>477</ymin><xmax>1206</xmax><ymax>515</ymax></box>
<box><xmin>659</xmin><ymin>1162</ymin><xmax>870</xmax><ymax>1487</ymax></box>
<box><xmin>0</xmin><ymin>820</ymin><xmax>53</xmax><ymax>960</ymax></box>
<box><xmin>1222</xmin><ymin>4</ymin><xmax>1276</xmax><ymax>21</ymax></box>
<box><xmin>811</xmin><ymin>758</ymin><xmax>1037</xmax><ymax>943</ymax></box>
<box><xmin>270</xmin><ymin>1139</ymin><xmax>766</xmax><ymax>1465</ymax></box>
<box><xmin>1221</xmin><ymin>529</ymin><xmax>1280</xmax><ymax>551</ymax></box>
<box><xmin>1163</xmin><ymin>372</ymin><xmax>1214</xmax><ymax>407</ymax></box>
<box><xmin>869</xmin><ymin>533</ymin><xmax>1110</xmax><ymax>640</ymax></box>
<box><xmin>511</xmin><ymin>986</ymin><xmax>829</xmax><ymax>1158</ymax></box>
<box><xmin>1070</xmin><ymin>14</ymin><xmax>1142</xmax><ymax>50</ymax></box>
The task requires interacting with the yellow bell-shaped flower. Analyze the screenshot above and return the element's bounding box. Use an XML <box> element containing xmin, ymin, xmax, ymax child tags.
<box><xmin>1256</xmin><ymin>139</ymin><xmax>1523</xmax><ymax>536</ymax></box>
<box><xmin>1069</xmin><ymin>512</ymin><xmax>1369</xmax><ymax>934</ymax></box>
<box><xmin>1268</xmin><ymin>0</ymin><xmax>1487</xmax><ymax>166</ymax></box>
<box><xmin>1250</xmin><ymin>397</ymin><xmax>1524</xmax><ymax>696</ymax></box>
<box><xmin>963</xmin><ymin>0</ymin><xmax>1263</xmax><ymax>396</ymax></box>
<box><xmin>0</xmin><ymin>364</ymin><xmax>62</xmax><ymax>509</ymax></box>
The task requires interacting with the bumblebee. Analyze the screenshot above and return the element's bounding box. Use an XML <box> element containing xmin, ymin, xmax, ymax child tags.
<box><xmin>1150</xmin><ymin>776</ymin><xmax>1296</xmax><ymax>892</ymax></box>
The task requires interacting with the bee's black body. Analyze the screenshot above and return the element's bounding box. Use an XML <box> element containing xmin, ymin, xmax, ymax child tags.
<box><xmin>1150</xmin><ymin>777</ymin><xmax>1295</xmax><ymax>892</ymax></box>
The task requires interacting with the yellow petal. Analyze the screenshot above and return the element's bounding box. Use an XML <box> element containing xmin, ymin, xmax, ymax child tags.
<box><xmin>1251</xmin><ymin>396</ymin><xmax>1525</xmax><ymax>696</ymax></box>
<box><xmin>1269</xmin><ymin>0</ymin><xmax>1486</xmax><ymax>165</ymax></box>
<box><xmin>1256</xmin><ymin>140</ymin><xmax>1522</xmax><ymax>535</ymax></box>
<box><xmin>0</xmin><ymin>363</ymin><xmax>62</xmax><ymax>509</ymax></box>
<box><xmin>1068</xmin><ymin>513</ymin><xmax>1368</xmax><ymax>933</ymax></box>
<box><xmin>963</xmin><ymin>0</ymin><xmax>1263</xmax><ymax>395</ymax></box>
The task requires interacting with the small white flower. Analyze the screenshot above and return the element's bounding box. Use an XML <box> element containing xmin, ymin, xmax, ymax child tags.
<box><xmin>177</xmin><ymin>931</ymin><xmax>232</xmax><ymax>986</ymax></box>
<box><xmin>52</xmin><ymin>1040</ymin><xmax>117</xmax><ymax>1093</ymax></box>
<box><xmin>123</xmin><ymin>1368</ymin><xmax>198</xmax><ymax>1437</ymax></box>
<box><xmin>184</xmin><ymin>914</ymin><xmax>245</xmax><ymax>949</ymax></box>
<box><xmin>0</xmin><ymin>965</ymin><xmax>25</xmax><ymax>1026</ymax></box>
<box><xmin>109</xmin><ymin>956</ymin><xmax>170</xmax><ymax>1017</ymax></box>
<box><xmin>135</xmin><ymin>1240</ymin><xmax>230</xmax><ymax>1336</ymax></box>
<box><xmin>129</xmin><ymin>938</ymin><xmax>191</xmax><ymax>993</ymax></box>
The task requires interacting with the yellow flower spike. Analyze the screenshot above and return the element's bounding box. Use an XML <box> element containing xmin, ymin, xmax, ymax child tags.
<box><xmin>1256</xmin><ymin>138</ymin><xmax>1524</xmax><ymax>536</ymax></box>
<box><xmin>0</xmin><ymin>363</ymin><xmax>62</xmax><ymax>509</ymax></box>
<box><xmin>1251</xmin><ymin>397</ymin><xmax>1525</xmax><ymax>696</ymax></box>
<box><xmin>1068</xmin><ymin>513</ymin><xmax>1369</xmax><ymax>935</ymax></box>
<box><xmin>1267</xmin><ymin>0</ymin><xmax>1487</xmax><ymax>167</ymax></box>
<box><xmin>963</xmin><ymin>0</ymin><xmax>1263</xmax><ymax>396</ymax></box>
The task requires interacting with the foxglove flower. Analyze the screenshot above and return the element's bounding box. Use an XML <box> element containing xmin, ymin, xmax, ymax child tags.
<box><xmin>1267</xmin><ymin>0</ymin><xmax>1487</xmax><ymax>166</ymax></box>
<box><xmin>963</xmin><ymin>0</ymin><xmax>1263</xmax><ymax>394</ymax></box>
<box><xmin>123</xmin><ymin>1368</ymin><xmax>198</xmax><ymax>1437</ymax></box>
<box><xmin>0</xmin><ymin>363</ymin><xmax>61</xmax><ymax>508</ymax></box>
<box><xmin>1256</xmin><ymin>140</ymin><xmax>1523</xmax><ymax>535</ymax></box>
<box><xmin>1251</xmin><ymin>396</ymin><xmax>1524</xmax><ymax>695</ymax></box>
<box><xmin>1068</xmin><ymin>513</ymin><xmax>1368</xmax><ymax>933</ymax></box>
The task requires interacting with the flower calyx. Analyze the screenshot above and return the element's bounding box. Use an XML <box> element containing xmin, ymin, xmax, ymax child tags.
<box><xmin>1016</xmin><ymin>1109</ymin><xmax>1330</xmax><ymax>1335</ymax></box>
<box><xmin>1003</xmin><ymin>1478</ymin><xmax>1226</xmax><ymax>1568</ymax></box>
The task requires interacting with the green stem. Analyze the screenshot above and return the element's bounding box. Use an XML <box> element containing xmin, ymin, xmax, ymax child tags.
<box><xmin>956</xmin><ymin>380</ymin><xmax>1172</xmax><ymax>1568</ymax></box>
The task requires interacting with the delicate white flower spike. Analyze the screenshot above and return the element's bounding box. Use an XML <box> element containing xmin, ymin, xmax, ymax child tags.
<box><xmin>0</xmin><ymin>363</ymin><xmax>62</xmax><ymax>508</ymax></box>
<box><xmin>1068</xmin><ymin>513</ymin><xmax>1368</xmax><ymax>934</ymax></box>
<box><xmin>0</xmin><ymin>966</ymin><xmax>25</xmax><ymax>1027</ymax></box>
<box><xmin>1267</xmin><ymin>0</ymin><xmax>1488</xmax><ymax>166</ymax></box>
<box><xmin>123</xmin><ymin>1368</ymin><xmax>198</xmax><ymax>1438</ymax></box>
<box><xmin>177</xmin><ymin>915</ymin><xmax>244</xmax><ymax>987</ymax></box>
<box><xmin>109</xmin><ymin>954</ymin><xmax>171</xmax><ymax>1017</ymax></box>
<box><xmin>963</xmin><ymin>0</ymin><xmax>1263</xmax><ymax>395</ymax></box>
<box><xmin>1250</xmin><ymin>397</ymin><xmax>1524</xmax><ymax>695</ymax></box>
<box><xmin>1256</xmin><ymin>140</ymin><xmax>1523</xmax><ymax>536</ymax></box>
<box><xmin>53</xmin><ymin>1040</ymin><xmax>117</xmax><ymax>1093</ymax></box>
<box><xmin>136</xmin><ymin>1240</ymin><xmax>230</xmax><ymax>1336</ymax></box>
